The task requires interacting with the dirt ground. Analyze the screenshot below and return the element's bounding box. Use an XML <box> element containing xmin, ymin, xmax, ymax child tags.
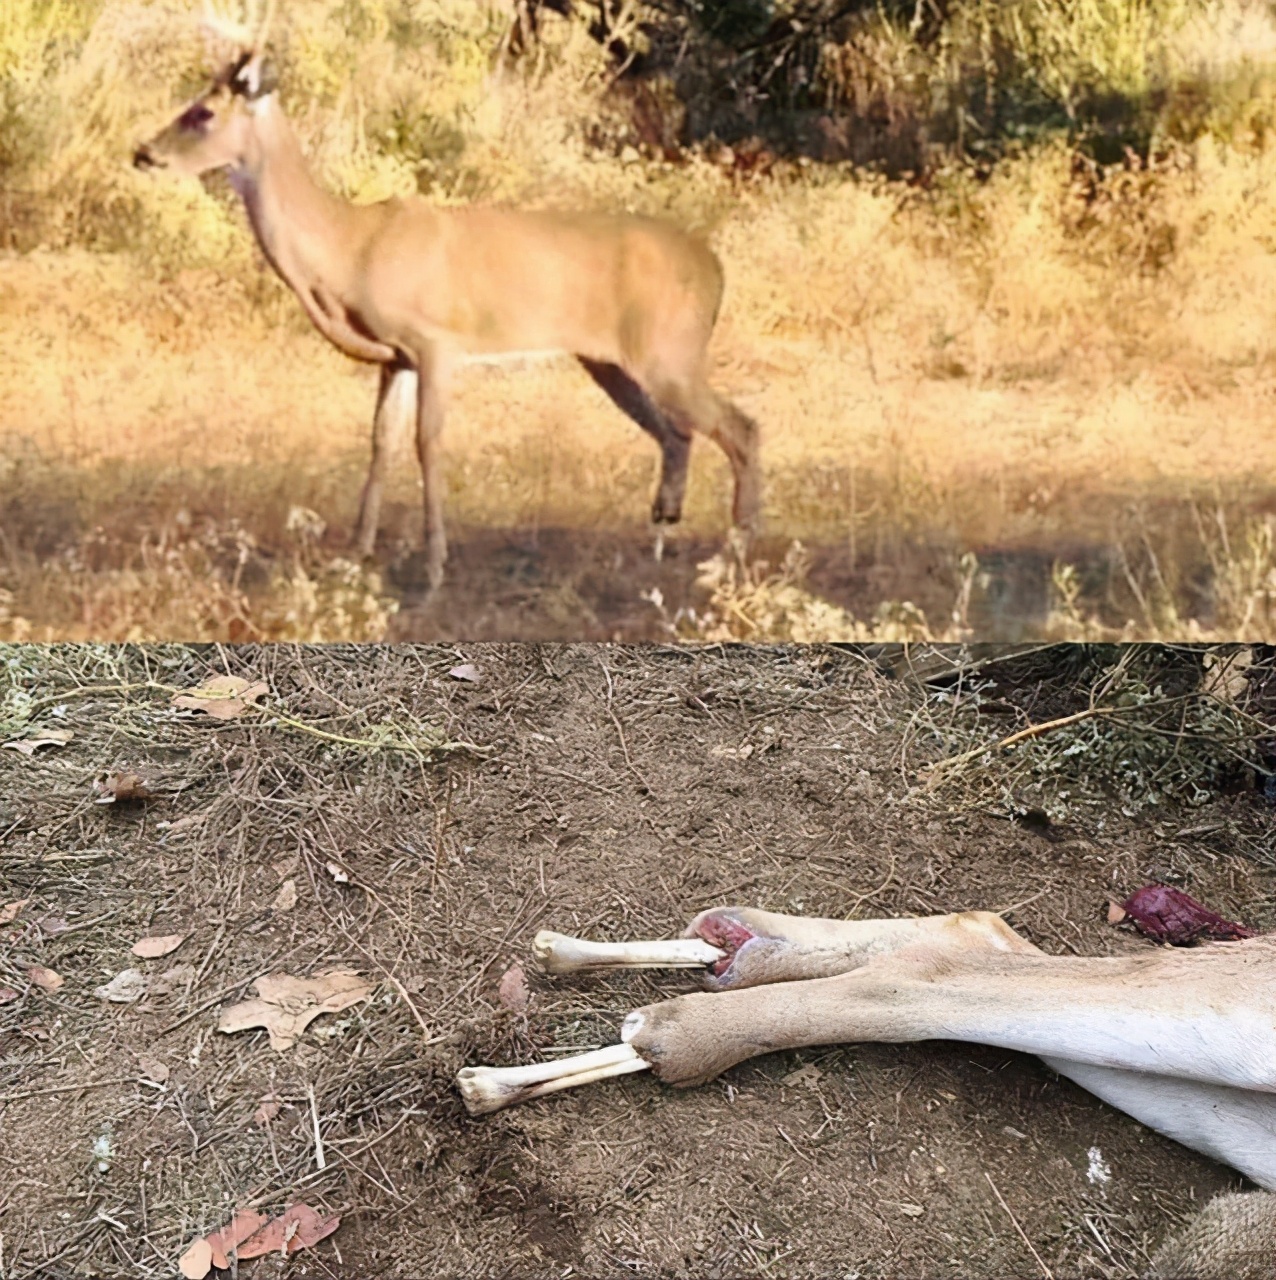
<box><xmin>1</xmin><ymin>643</ymin><xmax>1274</xmax><ymax>1279</ymax></box>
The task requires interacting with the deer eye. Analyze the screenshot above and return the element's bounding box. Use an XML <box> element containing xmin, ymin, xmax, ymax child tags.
<box><xmin>179</xmin><ymin>104</ymin><xmax>214</xmax><ymax>130</ymax></box>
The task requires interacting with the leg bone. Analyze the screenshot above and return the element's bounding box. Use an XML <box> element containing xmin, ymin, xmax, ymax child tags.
<box><xmin>533</xmin><ymin>929</ymin><xmax>724</xmax><ymax>975</ymax></box>
<box><xmin>457</xmin><ymin>1043</ymin><xmax>648</xmax><ymax>1115</ymax></box>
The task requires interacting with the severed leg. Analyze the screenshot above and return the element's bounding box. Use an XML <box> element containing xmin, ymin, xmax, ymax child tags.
<box><xmin>457</xmin><ymin>1043</ymin><xmax>649</xmax><ymax>1116</ymax></box>
<box><xmin>533</xmin><ymin>930</ymin><xmax>725</xmax><ymax>974</ymax></box>
<box><xmin>536</xmin><ymin>908</ymin><xmax>1038</xmax><ymax>989</ymax></box>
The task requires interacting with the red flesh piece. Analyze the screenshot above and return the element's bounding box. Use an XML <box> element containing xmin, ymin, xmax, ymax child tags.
<box><xmin>1119</xmin><ymin>884</ymin><xmax>1254</xmax><ymax>945</ymax></box>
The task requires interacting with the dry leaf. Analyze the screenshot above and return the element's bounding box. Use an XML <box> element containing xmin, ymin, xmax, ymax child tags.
<box><xmin>131</xmin><ymin>933</ymin><xmax>185</xmax><ymax>959</ymax></box>
<box><xmin>253</xmin><ymin>1092</ymin><xmax>283</xmax><ymax>1126</ymax></box>
<box><xmin>150</xmin><ymin>964</ymin><xmax>197</xmax><ymax>996</ymax></box>
<box><xmin>171</xmin><ymin>675</ymin><xmax>269</xmax><ymax>721</ymax></box>
<box><xmin>178</xmin><ymin>1208</ymin><xmax>269</xmax><ymax>1278</ymax></box>
<box><xmin>897</xmin><ymin>1203</ymin><xmax>925</xmax><ymax>1218</ymax></box>
<box><xmin>94</xmin><ymin>771</ymin><xmax>153</xmax><ymax>804</ymax></box>
<box><xmin>1106</xmin><ymin>901</ymin><xmax>1127</xmax><ymax>925</ymax></box>
<box><xmin>272</xmin><ymin>879</ymin><xmax>297</xmax><ymax>911</ymax></box>
<box><xmin>27</xmin><ymin>965</ymin><xmax>64</xmax><ymax>991</ymax></box>
<box><xmin>0</xmin><ymin>899</ymin><xmax>30</xmax><ymax>925</ymax></box>
<box><xmin>217</xmin><ymin>970</ymin><xmax>373</xmax><ymax>1051</ymax></box>
<box><xmin>178</xmin><ymin>1237</ymin><xmax>214</xmax><ymax>1280</ymax></box>
<box><xmin>448</xmin><ymin>663</ymin><xmax>480</xmax><ymax>682</ymax></box>
<box><xmin>235</xmin><ymin>1204</ymin><xmax>340</xmax><ymax>1260</ymax></box>
<box><xmin>3</xmin><ymin>729</ymin><xmax>73</xmax><ymax>756</ymax></box>
<box><xmin>137</xmin><ymin>1055</ymin><xmax>170</xmax><ymax>1084</ymax></box>
<box><xmin>497</xmin><ymin>963</ymin><xmax>529</xmax><ymax>1013</ymax></box>
<box><xmin>710</xmin><ymin>742</ymin><xmax>754</xmax><ymax>759</ymax></box>
<box><xmin>782</xmin><ymin>1063</ymin><xmax>823</xmax><ymax>1089</ymax></box>
<box><xmin>35</xmin><ymin>915</ymin><xmax>69</xmax><ymax>936</ymax></box>
<box><xmin>93</xmin><ymin>969</ymin><xmax>148</xmax><ymax>1002</ymax></box>
<box><xmin>0</xmin><ymin>986</ymin><xmax>18</xmax><ymax>1005</ymax></box>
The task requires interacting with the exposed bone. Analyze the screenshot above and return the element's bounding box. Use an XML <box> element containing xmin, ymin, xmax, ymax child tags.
<box><xmin>457</xmin><ymin>1043</ymin><xmax>648</xmax><ymax>1116</ymax></box>
<box><xmin>533</xmin><ymin>930</ymin><xmax>725</xmax><ymax>975</ymax></box>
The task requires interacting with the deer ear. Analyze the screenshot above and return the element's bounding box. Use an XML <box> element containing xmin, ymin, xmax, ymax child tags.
<box><xmin>232</xmin><ymin>54</ymin><xmax>278</xmax><ymax>100</ymax></box>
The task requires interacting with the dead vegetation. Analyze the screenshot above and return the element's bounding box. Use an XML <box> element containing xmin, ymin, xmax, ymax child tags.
<box><xmin>1</xmin><ymin>642</ymin><xmax>1274</xmax><ymax>1277</ymax></box>
<box><xmin>3</xmin><ymin>2</ymin><xmax>1276</xmax><ymax>639</ymax></box>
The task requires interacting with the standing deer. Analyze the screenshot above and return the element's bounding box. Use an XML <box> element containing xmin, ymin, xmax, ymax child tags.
<box><xmin>458</xmin><ymin>905</ymin><xmax>1276</xmax><ymax>1279</ymax></box>
<box><xmin>131</xmin><ymin>1</ymin><xmax>761</xmax><ymax>591</ymax></box>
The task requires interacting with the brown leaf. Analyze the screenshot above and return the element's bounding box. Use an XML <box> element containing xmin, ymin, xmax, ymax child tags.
<box><xmin>27</xmin><ymin>965</ymin><xmax>64</xmax><ymax>991</ymax></box>
<box><xmin>235</xmin><ymin>1204</ymin><xmax>340</xmax><ymax>1260</ymax></box>
<box><xmin>35</xmin><ymin>915</ymin><xmax>69</xmax><ymax>936</ymax></box>
<box><xmin>272</xmin><ymin>879</ymin><xmax>298</xmax><ymax>911</ymax></box>
<box><xmin>497</xmin><ymin>963</ymin><xmax>529</xmax><ymax>1013</ymax></box>
<box><xmin>131</xmin><ymin>933</ymin><xmax>185</xmax><ymax>959</ymax></box>
<box><xmin>253</xmin><ymin>1092</ymin><xmax>283</xmax><ymax>1126</ymax></box>
<box><xmin>171</xmin><ymin>675</ymin><xmax>269</xmax><ymax>721</ymax></box>
<box><xmin>149</xmin><ymin>964</ymin><xmax>197</xmax><ymax>996</ymax></box>
<box><xmin>1106</xmin><ymin>901</ymin><xmax>1127</xmax><ymax>925</ymax></box>
<box><xmin>94</xmin><ymin>771</ymin><xmax>153</xmax><ymax>804</ymax></box>
<box><xmin>206</xmin><ymin>1209</ymin><xmax>269</xmax><ymax>1269</ymax></box>
<box><xmin>137</xmin><ymin>1054</ymin><xmax>170</xmax><ymax>1084</ymax></box>
<box><xmin>3</xmin><ymin>729</ymin><xmax>73</xmax><ymax>756</ymax></box>
<box><xmin>0</xmin><ymin>899</ymin><xmax>30</xmax><ymax>925</ymax></box>
<box><xmin>0</xmin><ymin>986</ymin><xmax>19</xmax><ymax>1005</ymax></box>
<box><xmin>177</xmin><ymin>1236</ymin><xmax>214</xmax><ymax>1280</ymax></box>
<box><xmin>217</xmin><ymin>970</ymin><xmax>373</xmax><ymax>1051</ymax></box>
<box><xmin>448</xmin><ymin>663</ymin><xmax>481</xmax><ymax>682</ymax></box>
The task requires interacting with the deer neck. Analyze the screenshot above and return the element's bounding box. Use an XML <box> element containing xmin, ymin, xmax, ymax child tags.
<box><xmin>229</xmin><ymin>98</ymin><xmax>363</xmax><ymax>304</ymax></box>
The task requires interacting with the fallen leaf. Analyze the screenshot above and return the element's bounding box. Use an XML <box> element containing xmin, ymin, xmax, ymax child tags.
<box><xmin>93</xmin><ymin>968</ymin><xmax>148</xmax><ymax>1002</ymax></box>
<box><xmin>27</xmin><ymin>965</ymin><xmax>64</xmax><ymax>991</ymax></box>
<box><xmin>94</xmin><ymin>771</ymin><xmax>153</xmax><ymax>804</ymax></box>
<box><xmin>272</xmin><ymin>879</ymin><xmax>297</xmax><ymax>911</ymax></box>
<box><xmin>0</xmin><ymin>899</ymin><xmax>29</xmax><ymax>924</ymax></box>
<box><xmin>35</xmin><ymin>915</ymin><xmax>69</xmax><ymax>936</ymax></box>
<box><xmin>448</xmin><ymin>663</ymin><xmax>480</xmax><ymax>682</ymax></box>
<box><xmin>171</xmin><ymin>675</ymin><xmax>269</xmax><ymax>721</ymax></box>
<box><xmin>253</xmin><ymin>1092</ymin><xmax>283</xmax><ymax>1126</ymax></box>
<box><xmin>235</xmin><ymin>1203</ymin><xmax>340</xmax><ymax>1260</ymax></box>
<box><xmin>897</xmin><ymin>1203</ymin><xmax>925</xmax><ymax>1218</ymax></box>
<box><xmin>0</xmin><ymin>986</ymin><xmax>18</xmax><ymax>1005</ymax></box>
<box><xmin>150</xmin><ymin>964</ymin><xmax>197</xmax><ymax>996</ymax></box>
<box><xmin>1116</xmin><ymin>884</ymin><xmax>1254</xmax><ymax>945</ymax></box>
<box><xmin>178</xmin><ymin>1236</ymin><xmax>214</xmax><ymax>1280</ymax></box>
<box><xmin>3</xmin><ymin>729</ymin><xmax>73</xmax><ymax>756</ymax></box>
<box><xmin>325</xmin><ymin>861</ymin><xmax>349</xmax><ymax>884</ymax></box>
<box><xmin>1106</xmin><ymin>900</ymin><xmax>1127</xmax><ymax>925</ymax></box>
<box><xmin>131</xmin><ymin>933</ymin><xmax>185</xmax><ymax>959</ymax></box>
<box><xmin>710</xmin><ymin>742</ymin><xmax>754</xmax><ymax>759</ymax></box>
<box><xmin>217</xmin><ymin>970</ymin><xmax>373</xmax><ymax>1051</ymax></box>
<box><xmin>497</xmin><ymin>963</ymin><xmax>529</xmax><ymax>1013</ymax></box>
<box><xmin>206</xmin><ymin>1209</ymin><xmax>269</xmax><ymax>1269</ymax></box>
<box><xmin>782</xmin><ymin>1063</ymin><xmax>824</xmax><ymax>1089</ymax></box>
<box><xmin>137</xmin><ymin>1055</ymin><xmax>170</xmax><ymax>1084</ymax></box>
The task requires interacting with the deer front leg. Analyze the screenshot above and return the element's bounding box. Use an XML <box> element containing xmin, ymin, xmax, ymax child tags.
<box><xmin>353</xmin><ymin>364</ymin><xmax>417</xmax><ymax>558</ymax></box>
<box><xmin>413</xmin><ymin>349</ymin><xmax>447</xmax><ymax>589</ymax></box>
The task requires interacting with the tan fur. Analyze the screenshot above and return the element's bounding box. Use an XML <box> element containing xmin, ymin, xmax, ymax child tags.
<box><xmin>133</xmin><ymin>23</ymin><xmax>761</xmax><ymax>588</ymax></box>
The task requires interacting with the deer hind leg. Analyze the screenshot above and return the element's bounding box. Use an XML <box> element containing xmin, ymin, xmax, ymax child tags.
<box><xmin>535</xmin><ymin>907</ymin><xmax>1039</xmax><ymax>989</ymax></box>
<box><xmin>648</xmin><ymin>376</ymin><xmax>762</xmax><ymax>534</ymax></box>
<box><xmin>578</xmin><ymin>357</ymin><xmax>691</xmax><ymax>523</ymax></box>
<box><xmin>353</xmin><ymin>364</ymin><xmax>417</xmax><ymax>559</ymax></box>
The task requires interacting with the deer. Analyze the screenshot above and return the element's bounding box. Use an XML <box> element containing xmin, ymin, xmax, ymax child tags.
<box><xmin>132</xmin><ymin>0</ymin><xmax>762</xmax><ymax>592</ymax></box>
<box><xmin>457</xmin><ymin>904</ymin><xmax>1276</xmax><ymax>1279</ymax></box>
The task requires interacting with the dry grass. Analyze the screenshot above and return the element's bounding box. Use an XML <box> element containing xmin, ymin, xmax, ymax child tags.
<box><xmin>3</xmin><ymin>1</ymin><xmax>1276</xmax><ymax>641</ymax></box>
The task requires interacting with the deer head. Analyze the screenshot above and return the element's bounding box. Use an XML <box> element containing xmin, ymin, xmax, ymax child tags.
<box><xmin>133</xmin><ymin>0</ymin><xmax>280</xmax><ymax>175</ymax></box>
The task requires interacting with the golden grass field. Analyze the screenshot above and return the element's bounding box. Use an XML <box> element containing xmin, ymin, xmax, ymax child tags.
<box><xmin>2</xmin><ymin>0</ymin><xmax>1276</xmax><ymax>641</ymax></box>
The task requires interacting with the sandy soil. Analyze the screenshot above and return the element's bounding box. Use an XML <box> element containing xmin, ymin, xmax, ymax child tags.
<box><xmin>1</xmin><ymin>643</ymin><xmax>1273</xmax><ymax>1278</ymax></box>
